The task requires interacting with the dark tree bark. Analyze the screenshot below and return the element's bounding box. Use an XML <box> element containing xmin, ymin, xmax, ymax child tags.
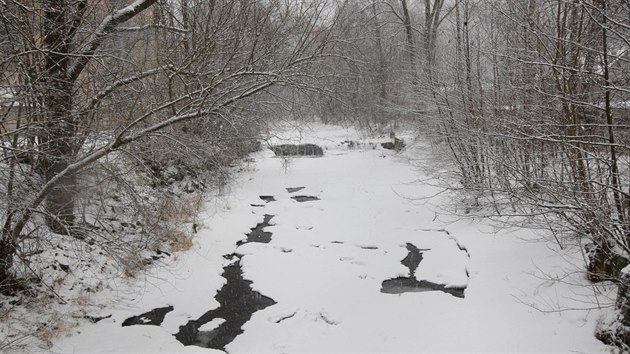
<box><xmin>425</xmin><ymin>0</ymin><xmax>444</xmax><ymax>68</ymax></box>
<box><xmin>0</xmin><ymin>0</ymin><xmax>158</xmax><ymax>289</ymax></box>
<box><xmin>372</xmin><ymin>3</ymin><xmax>388</xmax><ymax>102</ymax></box>
<box><xmin>38</xmin><ymin>0</ymin><xmax>158</xmax><ymax>234</ymax></box>
<box><xmin>41</xmin><ymin>0</ymin><xmax>77</xmax><ymax>233</ymax></box>
<box><xmin>400</xmin><ymin>0</ymin><xmax>417</xmax><ymax>86</ymax></box>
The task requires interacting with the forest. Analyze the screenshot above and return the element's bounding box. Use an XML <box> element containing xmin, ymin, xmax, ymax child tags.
<box><xmin>2</xmin><ymin>0</ymin><xmax>630</xmax><ymax>351</ymax></box>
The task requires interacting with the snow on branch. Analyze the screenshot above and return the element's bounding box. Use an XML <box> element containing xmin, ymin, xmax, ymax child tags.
<box><xmin>117</xmin><ymin>24</ymin><xmax>189</xmax><ymax>34</ymax></box>
<box><xmin>77</xmin><ymin>65</ymin><xmax>174</xmax><ymax>118</ymax></box>
<box><xmin>68</xmin><ymin>0</ymin><xmax>158</xmax><ymax>82</ymax></box>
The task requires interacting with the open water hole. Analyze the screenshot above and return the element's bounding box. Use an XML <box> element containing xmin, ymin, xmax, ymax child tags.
<box><xmin>380</xmin><ymin>243</ymin><xmax>467</xmax><ymax>298</ymax></box>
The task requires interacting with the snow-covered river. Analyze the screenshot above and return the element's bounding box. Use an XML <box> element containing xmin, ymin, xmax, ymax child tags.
<box><xmin>53</xmin><ymin>124</ymin><xmax>609</xmax><ymax>353</ymax></box>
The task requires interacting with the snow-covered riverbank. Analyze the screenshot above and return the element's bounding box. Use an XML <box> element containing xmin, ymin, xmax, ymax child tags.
<box><xmin>52</xmin><ymin>123</ymin><xmax>611</xmax><ymax>353</ymax></box>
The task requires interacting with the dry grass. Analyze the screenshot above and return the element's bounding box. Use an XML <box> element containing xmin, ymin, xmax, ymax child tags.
<box><xmin>117</xmin><ymin>194</ymin><xmax>203</xmax><ymax>276</ymax></box>
<box><xmin>168</xmin><ymin>229</ymin><xmax>193</xmax><ymax>252</ymax></box>
<box><xmin>38</xmin><ymin>316</ymin><xmax>75</xmax><ymax>348</ymax></box>
<box><xmin>154</xmin><ymin>194</ymin><xmax>202</xmax><ymax>253</ymax></box>
<box><xmin>158</xmin><ymin>194</ymin><xmax>203</xmax><ymax>224</ymax></box>
<box><xmin>119</xmin><ymin>250</ymin><xmax>148</xmax><ymax>277</ymax></box>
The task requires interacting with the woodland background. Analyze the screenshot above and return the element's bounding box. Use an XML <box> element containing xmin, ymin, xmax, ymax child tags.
<box><xmin>2</xmin><ymin>0</ymin><xmax>630</xmax><ymax>350</ymax></box>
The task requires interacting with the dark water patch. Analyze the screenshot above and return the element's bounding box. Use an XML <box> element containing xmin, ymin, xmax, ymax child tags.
<box><xmin>259</xmin><ymin>195</ymin><xmax>276</xmax><ymax>203</ymax></box>
<box><xmin>381</xmin><ymin>277</ymin><xmax>465</xmax><ymax>298</ymax></box>
<box><xmin>174</xmin><ymin>258</ymin><xmax>276</xmax><ymax>350</ymax></box>
<box><xmin>271</xmin><ymin>144</ymin><xmax>324</xmax><ymax>157</ymax></box>
<box><xmin>223</xmin><ymin>253</ymin><xmax>239</xmax><ymax>261</ymax></box>
<box><xmin>360</xmin><ymin>245</ymin><xmax>378</xmax><ymax>250</ymax></box>
<box><xmin>237</xmin><ymin>214</ymin><xmax>274</xmax><ymax>246</ymax></box>
<box><xmin>380</xmin><ymin>242</ymin><xmax>466</xmax><ymax>298</ymax></box>
<box><xmin>122</xmin><ymin>305</ymin><xmax>174</xmax><ymax>327</ymax></box>
<box><xmin>401</xmin><ymin>243</ymin><xmax>426</xmax><ymax>277</ymax></box>
<box><xmin>250</xmin><ymin>204</ymin><xmax>265</xmax><ymax>207</ymax></box>
<box><xmin>286</xmin><ymin>187</ymin><xmax>305</xmax><ymax>193</ymax></box>
<box><xmin>291</xmin><ymin>195</ymin><xmax>320</xmax><ymax>202</ymax></box>
<box><xmin>331</xmin><ymin>241</ymin><xmax>344</xmax><ymax>244</ymax></box>
<box><xmin>194</xmin><ymin>327</ymin><xmax>222</xmax><ymax>348</ymax></box>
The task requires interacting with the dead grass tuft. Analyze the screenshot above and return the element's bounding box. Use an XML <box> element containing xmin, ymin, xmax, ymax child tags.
<box><xmin>168</xmin><ymin>229</ymin><xmax>194</xmax><ymax>252</ymax></box>
<box><xmin>38</xmin><ymin>315</ymin><xmax>76</xmax><ymax>349</ymax></box>
<box><xmin>119</xmin><ymin>251</ymin><xmax>148</xmax><ymax>277</ymax></box>
<box><xmin>158</xmin><ymin>195</ymin><xmax>203</xmax><ymax>224</ymax></box>
<box><xmin>152</xmin><ymin>194</ymin><xmax>202</xmax><ymax>253</ymax></box>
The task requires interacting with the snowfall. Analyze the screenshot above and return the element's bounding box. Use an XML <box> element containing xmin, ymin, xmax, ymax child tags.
<box><xmin>51</xmin><ymin>123</ymin><xmax>612</xmax><ymax>353</ymax></box>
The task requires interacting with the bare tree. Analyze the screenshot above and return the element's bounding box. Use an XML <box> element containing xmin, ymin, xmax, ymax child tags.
<box><xmin>0</xmin><ymin>0</ymin><xmax>339</xmax><ymax>291</ymax></box>
<box><xmin>429</xmin><ymin>0</ymin><xmax>630</xmax><ymax>348</ymax></box>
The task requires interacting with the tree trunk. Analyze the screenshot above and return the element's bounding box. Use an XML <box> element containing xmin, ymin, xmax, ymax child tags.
<box><xmin>0</xmin><ymin>233</ymin><xmax>16</xmax><ymax>290</ymax></box>
<box><xmin>400</xmin><ymin>0</ymin><xmax>417</xmax><ymax>85</ymax></box>
<box><xmin>40</xmin><ymin>0</ymin><xmax>77</xmax><ymax>233</ymax></box>
<box><xmin>40</xmin><ymin>0</ymin><xmax>77</xmax><ymax>234</ymax></box>
<box><xmin>600</xmin><ymin>0</ymin><xmax>624</xmax><ymax>226</ymax></box>
<box><xmin>372</xmin><ymin>3</ymin><xmax>387</xmax><ymax>103</ymax></box>
<box><xmin>38</xmin><ymin>0</ymin><xmax>157</xmax><ymax>234</ymax></box>
<box><xmin>616</xmin><ymin>268</ymin><xmax>630</xmax><ymax>347</ymax></box>
<box><xmin>400</xmin><ymin>0</ymin><xmax>427</xmax><ymax>114</ymax></box>
<box><xmin>425</xmin><ymin>0</ymin><xmax>444</xmax><ymax>70</ymax></box>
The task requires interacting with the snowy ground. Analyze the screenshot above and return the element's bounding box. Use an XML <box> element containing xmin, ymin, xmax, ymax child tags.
<box><xmin>52</xmin><ymin>123</ymin><xmax>612</xmax><ymax>353</ymax></box>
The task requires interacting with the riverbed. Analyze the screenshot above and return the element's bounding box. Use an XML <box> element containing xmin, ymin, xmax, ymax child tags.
<box><xmin>53</xmin><ymin>123</ymin><xmax>609</xmax><ymax>353</ymax></box>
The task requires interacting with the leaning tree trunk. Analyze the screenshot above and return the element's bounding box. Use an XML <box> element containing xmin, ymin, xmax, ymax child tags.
<box><xmin>0</xmin><ymin>0</ymin><xmax>160</xmax><ymax>289</ymax></box>
<box><xmin>37</xmin><ymin>0</ymin><xmax>158</xmax><ymax>234</ymax></box>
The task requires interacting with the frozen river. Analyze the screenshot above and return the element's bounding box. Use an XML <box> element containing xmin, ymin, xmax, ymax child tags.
<box><xmin>53</xmin><ymin>124</ymin><xmax>609</xmax><ymax>353</ymax></box>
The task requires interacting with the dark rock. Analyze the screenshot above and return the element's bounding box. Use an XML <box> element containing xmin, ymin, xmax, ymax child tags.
<box><xmin>341</xmin><ymin>140</ymin><xmax>356</xmax><ymax>149</ymax></box>
<box><xmin>84</xmin><ymin>314</ymin><xmax>112</xmax><ymax>323</ymax></box>
<box><xmin>270</xmin><ymin>144</ymin><xmax>324</xmax><ymax>157</ymax></box>
<box><xmin>381</xmin><ymin>138</ymin><xmax>405</xmax><ymax>151</ymax></box>
<box><xmin>585</xmin><ymin>242</ymin><xmax>628</xmax><ymax>282</ymax></box>
<box><xmin>156</xmin><ymin>249</ymin><xmax>171</xmax><ymax>257</ymax></box>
